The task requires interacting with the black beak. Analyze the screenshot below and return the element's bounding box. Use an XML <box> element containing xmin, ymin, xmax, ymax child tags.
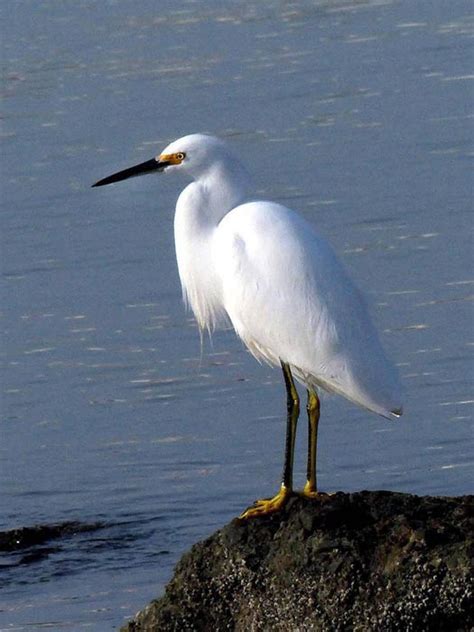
<box><xmin>92</xmin><ymin>157</ymin><xmax>169</xmax><ymax>188</ymax></box>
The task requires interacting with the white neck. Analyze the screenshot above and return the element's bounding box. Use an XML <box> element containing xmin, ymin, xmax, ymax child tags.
<box><xmin>173</xmin><ymin>158</ymin><xmax>252</xmax><ymax>331</ymax></box>
<box><xmin>192</xmin><ymin>158</ymin><xmax>251</xmax><ymax>224</ymax></box>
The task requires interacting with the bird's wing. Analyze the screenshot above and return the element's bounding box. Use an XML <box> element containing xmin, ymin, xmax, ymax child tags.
<box><xmin>214</xmin><ymin>201</ymin><xmax>401</xmax><ymax>417</ymax></box>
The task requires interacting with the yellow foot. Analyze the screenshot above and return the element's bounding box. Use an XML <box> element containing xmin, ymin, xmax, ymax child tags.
<box><xmin>299</xmin><ymin>482</ymin><xmax>334</xmax><ymax>500</ymax></box>
<box><xmin>239</xmin><ymin>485</ymin><xmax>291</xmax><ymax>520</ymax></box>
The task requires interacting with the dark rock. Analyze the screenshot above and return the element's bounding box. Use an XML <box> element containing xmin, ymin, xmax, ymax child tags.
<box><xmin>122</xmin><ymin>491</ymin><xmax>473</xmax><ymax>631</ymax></box>
<box><xmin>0</xmin><ymin>521</ymin><xmax>105</xmax><ymax>552</ymax></box>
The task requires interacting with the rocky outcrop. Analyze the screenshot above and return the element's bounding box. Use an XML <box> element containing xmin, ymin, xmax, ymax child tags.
<box><xmin>122</xmin><ymin>491</ymin><xmax>473</xmax><ymax>631</ymax></box>
<box><xmin>0</xmin><ymin>521</ymin><xmax>105</xmax><ymax>553</ymax></box>
<box><xmin>0</xmin><ymin>521</ymin><xmax>105</xmax><ymax>566</ymax></box>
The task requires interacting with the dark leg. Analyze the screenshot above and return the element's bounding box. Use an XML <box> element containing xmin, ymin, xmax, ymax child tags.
<box><xmin>239</xmin><ymin>362</ymin><xmax>299</xmax><ymax>519</ymax></box>
<box><xmin>281</xmin><ymin>361</ymin><xmax>300</xmax><ymax>490</ymax></box>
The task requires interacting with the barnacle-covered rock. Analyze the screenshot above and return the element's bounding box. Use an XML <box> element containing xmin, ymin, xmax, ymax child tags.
<box><xmin>122</xmin><ymin>491</ymin><xmax>473</xmax><ymax>631</ymax></box>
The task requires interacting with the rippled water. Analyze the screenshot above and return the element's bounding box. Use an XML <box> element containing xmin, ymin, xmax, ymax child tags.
<box><xmin>1</xmin><ymin>0</ymin><xmax>473</xmax><ymax>629</ymax></box>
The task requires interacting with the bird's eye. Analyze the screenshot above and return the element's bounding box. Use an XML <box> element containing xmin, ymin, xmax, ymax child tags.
<box><xmin>176</xmin><ymin>152</ymin><xmax>186</xmax><ymax>161</ymax></box>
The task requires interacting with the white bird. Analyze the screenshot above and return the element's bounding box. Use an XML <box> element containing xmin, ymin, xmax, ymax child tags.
<box><xmin>93</xmin><ymin>134</ymin><xmax>402</xmax><ymax>519</ymax></box>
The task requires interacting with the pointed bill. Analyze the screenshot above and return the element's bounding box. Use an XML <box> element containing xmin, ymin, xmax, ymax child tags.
<box><xmin>92</xmin><ymin>157</ymin><xmax>169</xmax><ymax>188</ymax></box>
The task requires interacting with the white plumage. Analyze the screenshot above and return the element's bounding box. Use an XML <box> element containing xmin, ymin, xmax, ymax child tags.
<box><xmin>169</xmin><ymin>134</ymin><xmax>401</xmax><ymax>419</ymax></box>
<box><xmin>93</xmin><ymin>133</ymin><xmax>403</xmax><ymax>518</ymax></box>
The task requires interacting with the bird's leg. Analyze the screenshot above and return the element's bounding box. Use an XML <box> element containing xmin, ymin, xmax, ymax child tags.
<box><xmin>302</xmin><ymin>389</ymin><xmax>320</xmax><ymax>497</ymax></box>
<box><xmin>239</xmin><ymin>362</ymin><xmax>298</xmax><ymax>519</ymax></box>
<box><xmin>280</xmin><ymin>361</ymin><xmax>300</xmax><ymax>493</ymax></box>
<box><xmin>301</xmin><ymin>389</ymin><xmax>331</xmax><ymax>500</ymax></box>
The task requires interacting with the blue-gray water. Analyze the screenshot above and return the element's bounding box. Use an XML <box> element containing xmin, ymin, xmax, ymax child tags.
<box><xmin>1</xmin><ymin>0</ymin><xmax>472</xmax><ymax>629</ymax></box>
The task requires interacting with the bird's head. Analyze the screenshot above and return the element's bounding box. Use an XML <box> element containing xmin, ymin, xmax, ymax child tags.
<box><xmin>92</xmin><ymin>134</ymin><xmax>235</xmax><ymax>187</ymax></box>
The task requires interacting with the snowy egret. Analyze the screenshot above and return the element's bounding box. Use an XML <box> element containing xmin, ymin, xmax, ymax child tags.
<box><xmin>93</xmin><ymin>134</ymin><xmax>402</xmax><ymax>519</ymax></box>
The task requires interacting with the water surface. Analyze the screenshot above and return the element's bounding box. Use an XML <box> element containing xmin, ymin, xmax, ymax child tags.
<box><xmin>1</xmin><ymin>0</ymin><xmax>473</xmax><ymax>629</ymax></box>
